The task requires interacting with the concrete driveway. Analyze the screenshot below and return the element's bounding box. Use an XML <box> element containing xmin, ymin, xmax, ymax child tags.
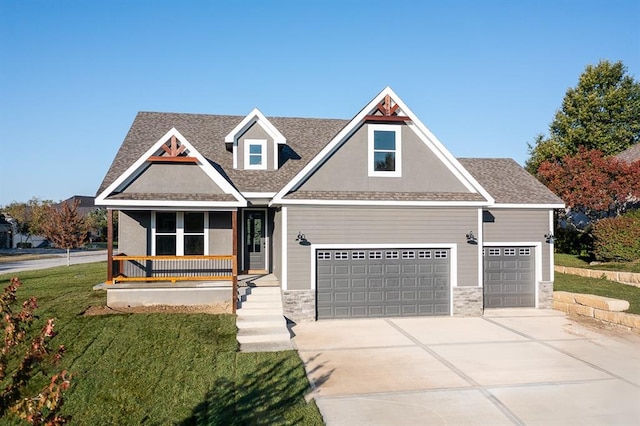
<box><xmin>292</xmin><ymin>309</ymin><xmax>640</xmax><ymax>425</ymax></box>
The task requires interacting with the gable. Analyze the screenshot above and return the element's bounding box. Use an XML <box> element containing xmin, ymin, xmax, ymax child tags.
<box><xmin>225</xmin><ymin>108</ymin><xmax>286</xmax><ymax>171</ymax></box>
<box><xmin>120</xmin><ymin>163</ymin><xmax>227</xmax><ymax>195</ymax></box>
<box><xmin>96</xmin><ymin>127</ymin><xmax>246</xmax><ymax>208</ymax></box>
<box><xmin>297</xmin><ymin>122</ymin><xmax>470</xmax><ymax>193</ymax></box>
<box><xmin>272</xmin><ymin>87</ymin><xmax>494</xmax><ymax>206</ymax></box>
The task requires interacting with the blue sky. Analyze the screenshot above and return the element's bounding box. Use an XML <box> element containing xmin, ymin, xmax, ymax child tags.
<box><xmin>0</xmin><ymin>0</ymin><xmax>638</xmax><ymax>206</ymax></box>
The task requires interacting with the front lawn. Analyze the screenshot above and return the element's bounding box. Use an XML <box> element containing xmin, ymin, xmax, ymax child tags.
<box><xmin>0</xmin><ymin>263</ymin><xmax>322</xmax><ymax>425</ymax></box>
<box><xmin>554</xmin><ymin>272</ymin><xmax>640</xmax><ymax>315</ymax></box>
<box><xmin>555</xmin><ymin>253</ymin><xmax>640</xmax><ymax>273</ymax></box>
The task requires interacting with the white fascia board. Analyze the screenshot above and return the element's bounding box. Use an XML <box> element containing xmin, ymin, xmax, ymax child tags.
<box><xmin>242</xmin><ymin>192</ymin><xmax>277</xmax><ymax>198</ymax></box>
<box><xmin>95</xmin><ymin>199</ymin><xmax>246</xmax><ymax>209</ymax></box>
<box><xmin>489</xmin><ymin>203</ymin><xmax>566</xmax><ymax>209</ymax></box>
<box><xmin>95</xmin><ymin>127</ymin><xmax>246</xmax><ymax>206</ymax></box>
<box><xmin>224</xmin><ymin>108</ymin><xmax>286</xmax><ymax>145</ymax></box>
<box><xmin>277</xmin><ymin>199</ymin><xmax>490</xmax><ymax>207</ymax></box>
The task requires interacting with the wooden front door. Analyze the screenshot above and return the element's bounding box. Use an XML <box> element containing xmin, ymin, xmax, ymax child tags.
<box><xmin>244</xmin><ymin>210</ymin><xmax>266</xmax><ymax>272</ymax></box>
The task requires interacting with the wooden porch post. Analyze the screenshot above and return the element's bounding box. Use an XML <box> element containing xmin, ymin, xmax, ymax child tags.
<box><xmin>106</xmin><ymin>208</ymin><xmax>114</xmax><ymax>284</ymax></box>
<box><xmin>232</xmin><ymin>209</ymin><xmax>238</xmax><ymax>314</ymax></box>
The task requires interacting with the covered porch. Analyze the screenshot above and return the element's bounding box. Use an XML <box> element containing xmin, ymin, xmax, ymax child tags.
<box><xmin>104</xmin><ymin>209</ymin><xmax>241</xmax><ymax>312</ymax></box>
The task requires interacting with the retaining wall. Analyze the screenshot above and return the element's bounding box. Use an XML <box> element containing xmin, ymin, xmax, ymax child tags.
<box><xmin>555</xmin><ymin>266</ymin><xmax>640</xmax><ymax>287</ymax></box>
<box><xmin>553</xmin><ymin>291</ymin><xmax>640</xmax><ymax>334</ymax></box>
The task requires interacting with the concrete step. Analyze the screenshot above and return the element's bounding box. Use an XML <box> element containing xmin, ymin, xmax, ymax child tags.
<box><xmin>237</xmin><ymin>328</ymin><xmax>291</xmax><ymax>344</ymax></box>
<box><xmin>240</xmin><ymin>300</ymin><xmax>283</xmax><ymax>310</ymax></box>
<box><xmin>241</xmin><ymin>292</ymin><xmax>282</xmax><ymax>301</ymax></box>
<box><xmin>239</xmin><ymin>340</ymin><xmax>294</xmax><ymax>352</ymax></box>
<box><xmin>236</xmin><ymin>315</ymin><xmax>287</xmax><ymax>329</ymax></box>
<box><xmin>238</xmin><ymin>308</ymin><xmax>285</xmax><ymax>316</ymax></box>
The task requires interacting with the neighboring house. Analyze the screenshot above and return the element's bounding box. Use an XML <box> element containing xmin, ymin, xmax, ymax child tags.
<box><xmin>95</xmin><ymin>87</ymin><xmax>564</xmax><ymax>321</ymax></box>
<box><xmin>59</xmin><ymin>195</ymin><xmax>99</xmax><ymax>215</ymax></box>
<box><xmin>0</xmin><ymin>214</ymin><xmax>15</xmax><ymax>249</ymax></box>
<box><xmin>59</xmin><ymin>195</ymin><xmax>102</xmax><ymax>241</ymax></box>
<box><xmin>615</xmin><ymin>143</ymin><xmax>640</xmax><ymax>164</ymax></box>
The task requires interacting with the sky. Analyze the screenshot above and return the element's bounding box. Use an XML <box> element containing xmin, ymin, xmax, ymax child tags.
<box><xmin>0</xmin><ymin>0</ymin><xmax>638</xmax><ymax>206</ymax></box>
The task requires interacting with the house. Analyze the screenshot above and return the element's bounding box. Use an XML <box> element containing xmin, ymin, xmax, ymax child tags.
<box><xmin>95</xmin><ymin>87</ymin><xmax>564</xmax><ymax>321</ymax></box>
<box><xmin>616</xmin><ymin>143</ymin><xmax>640</xmax><ymax>164</ymax></box>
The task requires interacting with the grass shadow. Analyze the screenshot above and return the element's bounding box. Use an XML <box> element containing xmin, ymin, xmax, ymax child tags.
<box><xmin>180</xmin><ymin>352</ymin><xmax>331</xmax><ymax>426</ymax></box>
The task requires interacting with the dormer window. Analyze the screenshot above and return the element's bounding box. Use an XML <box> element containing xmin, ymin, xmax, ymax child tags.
<box><xmin>245</xmin><ymin>139</ymin><xmax>267</xmax><ymax>170</ymax></box>
<box><xmin>368</xmin><ymin>124</ymin><xmax>401</xmax><ymax>177</ymax></box>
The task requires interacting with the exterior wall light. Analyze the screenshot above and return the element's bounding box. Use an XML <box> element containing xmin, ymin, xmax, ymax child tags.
<box><xmin>466</xmin><ymin>231</ymin><xmax>477</xmax><ymax>244</ymax></box>
<box><xmin>296</xmin><ymin>231</ymin><xmax>310</xmax><ymax>245</ymax></box>
<box><xmin>545</xmin><ymin>233</ymin><xmax>555</xmax><ymax>244</ymax></box>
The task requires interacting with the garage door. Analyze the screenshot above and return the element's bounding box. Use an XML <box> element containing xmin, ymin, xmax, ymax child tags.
<box><xmin>484</xmin><ymin>246</ymin><xmax>535</xmax><ymax>308</ymax></box>
<box><xmin>316</xmin><ymin>248</ymin><xmax>450</xmax><ymax>319</ymax></box>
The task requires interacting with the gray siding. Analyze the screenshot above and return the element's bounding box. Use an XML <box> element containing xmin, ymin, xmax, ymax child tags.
<box><xmin>237</xmin><ymin>122</ymin><xmax>275</xmax><ymax>170</ymax></box>
<box><xmin>286</xmin><ymin>206</ymin><xmax>478</xmax><ymax>290</ymax></box>
<box><xmin>208</xmin><ymin>212</ymin><xmax>233</xmax><ymax>255</ymax></box>
<box><xmin>118</xmin><ymin>211</ymin><xmax>150</xmax><ymax>255</ymax></box>
<box><xmin>483</xmin><ymin>209</ymin><xmax>552</xmax><ymax>281</ymax></box>
<box><xmin>298</xmin><ymin>123</ymin><xmax>470</xmax><ymax>193</ymax></box>
<box><xmin>122</xmin><ymin>163</ymin><xmax>225</xmax><ymax>194</ymax></box>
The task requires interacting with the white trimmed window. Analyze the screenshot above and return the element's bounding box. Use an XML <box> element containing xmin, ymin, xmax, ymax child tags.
<box><xmin>244</xmin><ymin>139</ymin><xmax>267</xmax><ymax>170</ymax></box>
<box><xmin>368</xmin><ymin>124</ymin><xmax>401</xmax><ymax>177</ymax></box>
<box><xmin>153</xmin><ymin>212</ymin><xmax>208</xmax><ymax>256</ymax></box>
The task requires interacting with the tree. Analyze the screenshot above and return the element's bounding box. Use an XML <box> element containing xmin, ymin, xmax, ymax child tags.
<box><xmin>537</xmin><ymin>147</ymin><xmax>640</xmax><ymax>221</ymax></box>
<box><xmin>526</xmin><ymin>60</ymin><xmax>640</xmax><ymax>173</ymax></box>
<box><xmin>40</xmin><ymin>201</ymin><xmax>88</xmax><ymax>266</ymax></box>
<box><xmin>1</xmin><ymin>277</ymin><xmax>71</xmax><ymax>424</ymax></box>
<box><xmin>3</xmin><ymin>198</ymin><xmax>53</xmax><ymax>246</ymax></box>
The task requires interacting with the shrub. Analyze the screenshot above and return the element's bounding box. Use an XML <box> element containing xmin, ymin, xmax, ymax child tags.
<box><xmin>593</xmin><ymin>210</ymin><xmax>640</xmax><ymax>262</ymax></box>
<box><xmin>1</xmin><ymin>277</ymin><xmax>71</xmax><ymax>424</ymax></box>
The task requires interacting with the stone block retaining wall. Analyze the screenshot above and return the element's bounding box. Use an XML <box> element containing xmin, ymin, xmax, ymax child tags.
<box><xmin>553</xmin><ymin>291</ymin><xmax>640</xmax><ymax>334</ymax></box>
<box><xmin>555</xmin><ymin>266</ymin><xmax>640</xmax><ymax>287</ymax></box>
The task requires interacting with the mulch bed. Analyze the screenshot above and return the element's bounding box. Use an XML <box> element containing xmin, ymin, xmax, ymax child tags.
<box><xmin>82</xmin><ymin>303</ymin><xmax>232</xmax><ymax>316</ymax></box>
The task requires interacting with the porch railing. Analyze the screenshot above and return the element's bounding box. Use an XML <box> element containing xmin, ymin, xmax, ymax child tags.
<box><xmin>111</xmin><ymin>255</ymin><xmax>236</xmax><ymax>284</ymax></box>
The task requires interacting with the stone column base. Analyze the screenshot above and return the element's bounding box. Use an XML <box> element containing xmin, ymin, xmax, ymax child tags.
<box><xmin>282</xmin><ymin>290</ymin><xmax>315</xmax><ymax>323</ymax></box>
<box><xmin>538</xmin><ymin>281</ymin><xmax>554</xmax><ymax>309</ymax></box>
<box><xmin>453</xmin><ymin>287</ymin><xmax>483</xmax><ymax>316</ymax></box>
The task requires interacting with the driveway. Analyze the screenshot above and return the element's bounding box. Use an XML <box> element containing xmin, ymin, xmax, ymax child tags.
<box><xmin>292</xmin><ymin>309</ymin><xmax>640</xmax><ymax>425</ymax></box>
<box><xmin>0</xmin><ymin>250</ymin><xmax>108</xmax><ymax>274</ymax></box>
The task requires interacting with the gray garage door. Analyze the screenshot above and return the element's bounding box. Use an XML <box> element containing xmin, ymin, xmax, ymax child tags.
<box><xmin>484</xmin><ymin>246</ymin><xmax>535</xmax><ymax>308</ymax></box>
<box><xmin>316</xmin><ymin>248</ymin><xmax>450</xmax><ymax>319</ymax></box>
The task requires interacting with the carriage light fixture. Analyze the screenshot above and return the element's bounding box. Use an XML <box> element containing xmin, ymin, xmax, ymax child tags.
<box><xmin>545</xmin><ymin>232</ymin><xmax>555</xmax><ymax>244</ymax></box>
<box><xmin>296</xmin><ymin>231</ymin><xmax>308</xmax><ymax>245</ymax></box>
<box><xmin>465</xmin><ymin>231</ymin><xmax>477</xmax><ymax>244</ymax></box>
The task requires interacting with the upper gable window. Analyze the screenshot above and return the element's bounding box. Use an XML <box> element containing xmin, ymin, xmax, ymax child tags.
<box><xmin>368</xmin><ymin>124</ymin><xmax>401</xmax><ymax>177</ymax></box>
<box><xmin>244</xmin><ymin>139</ymin><xmax>267</xmax><ymax>170</ymax></box>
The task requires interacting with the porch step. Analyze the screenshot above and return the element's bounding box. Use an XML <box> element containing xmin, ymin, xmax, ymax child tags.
<box><xmin>236</xmin><ymin>315</ymin><xmax>287</xmax><ymax>329</ymax></box>
<box><xmin>236</xmin><ymin>287</ymin><xmax>292</xmax><ymax>352</ymax></box>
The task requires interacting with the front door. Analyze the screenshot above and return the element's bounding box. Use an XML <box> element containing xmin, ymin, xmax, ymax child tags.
<box><xmin>244</xmin><ymin>210</ymin><xmax>266</xmax><ymax>272</ymax></box>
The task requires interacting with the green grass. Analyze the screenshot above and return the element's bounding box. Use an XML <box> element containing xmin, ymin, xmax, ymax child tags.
<box><xmin>555</xmin><ymin>253</ymin><xmax>640</xmax><ymax>273</ymax></box>
<box><xmin>554</xmin><ymin>273</ymin><xmax>640</xmax><ymax>315</ymax></box>
<box><xmin>0</xmin><ymin>263</ymin><xmax>322</xmax><ymax>425</ymax></box>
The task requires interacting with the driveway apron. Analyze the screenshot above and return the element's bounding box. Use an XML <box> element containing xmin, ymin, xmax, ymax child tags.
<box><xmin>292</xmin><ymin>309</ymin><xmax>640</xmax><ymax>425</ymax></box>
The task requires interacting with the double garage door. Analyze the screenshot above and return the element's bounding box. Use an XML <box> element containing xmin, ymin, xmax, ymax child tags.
<box><xmin>483</xmin><ymin>246</ymin><xmax>535</xmax><ymax>308</ymax></box>
<box><xmin>316</xmin><ymin>248</ymin><xmax>450</xmax><ymax>319</ymax></box>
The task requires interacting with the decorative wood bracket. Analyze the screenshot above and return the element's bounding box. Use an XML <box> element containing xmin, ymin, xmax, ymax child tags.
<box><xmin>147</xmin><ymin>135</ymin><xmax>198</xmax><ymax>163</ymax></box>
<box><xmin>364</xmin><ymin>94</ymin><xmax>411</xmax><ymax>122</ymax></box>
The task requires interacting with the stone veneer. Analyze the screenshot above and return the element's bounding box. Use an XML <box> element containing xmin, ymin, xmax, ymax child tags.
<box><xmin>453</xmin><ymin>287</ymin><xmax>483</xmax><ymax>316</ymax></box>
<box><xmin>538</xmin><ymin>281</ymin><xmax>554</xmax><ymax>309</ymax></box>
<box><xmin>282</xmin><ymin>290</ymin><xmax>316</xmax><ymax>323</ymax></box>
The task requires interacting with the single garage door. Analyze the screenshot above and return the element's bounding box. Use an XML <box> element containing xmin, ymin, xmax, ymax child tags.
<box><xmin>484</xmin><ymin>246</ymin><xmax>535</xmax><ymax>308</ymax></box>
<box><xmin>316</xmin><ymin>248</ymin><xmax>450</xmax><ymax>319</ymax></box>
